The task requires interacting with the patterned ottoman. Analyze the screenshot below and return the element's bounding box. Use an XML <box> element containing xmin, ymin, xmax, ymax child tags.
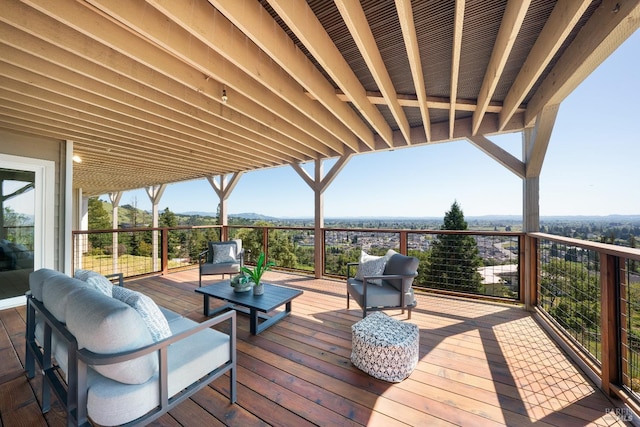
<box><xmin>351</xmin><ymin>311</ymin><xmax>419</xmax><ymax>382</ymax></box>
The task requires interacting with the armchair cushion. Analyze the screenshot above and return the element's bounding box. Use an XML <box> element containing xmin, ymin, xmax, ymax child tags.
<box><xmin>355</xmin><ymin>251</ymin><xmax>387</xmax><ymax>285</ymax></box>
<box><xmin>383</xmin><ymin>253</ymin><xmax>420</xmax><ymax>292</ymax></box>
<box><xmin>211</xmin><ymin>242</ymin><xmax>237</xmax><ymax>264</ymax></box>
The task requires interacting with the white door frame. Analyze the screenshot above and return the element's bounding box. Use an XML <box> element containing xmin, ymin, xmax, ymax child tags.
<box><xmin>0</xmin><ymin>154</ymin><xmax>55</xmax><ymax>309</ymax></box>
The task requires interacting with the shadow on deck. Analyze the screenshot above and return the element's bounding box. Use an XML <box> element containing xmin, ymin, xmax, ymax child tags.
<box><xmin>0</xmin><ymin>269</ymin><xmax>631</xmax><ymax>426</ymax></box>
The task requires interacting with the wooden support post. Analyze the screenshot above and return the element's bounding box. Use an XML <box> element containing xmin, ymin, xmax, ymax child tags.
<box><xmin>600</xmin><ymin>253</ymin><xmax>619</xmax><ymax>396</ymax></box>
<box><xmin>399</xmin><ymin>231</ymin><xmax>408</xmax><ymax>255</ymax></box>
<box><xmin>521</xmin><ymin>234</ymin><xmax>536</xmax><ymax>307</ymax></box>
<box><xmin>161</xmin><ymin>228</ymin><xmax>168</xmax><ymax>275</ymax></box>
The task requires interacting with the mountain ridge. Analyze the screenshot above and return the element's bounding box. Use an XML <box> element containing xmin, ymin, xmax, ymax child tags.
<box><xmin>179</xmin><ymin>211</ymin><xmax>640</xmax><ymax>222</ymax></box>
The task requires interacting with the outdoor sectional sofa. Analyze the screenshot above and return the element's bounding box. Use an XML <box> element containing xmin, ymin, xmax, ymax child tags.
<box><xmin>25</xmin><ymin>268</ymin><xmax>236</xmax><ymax>426</ymax></box>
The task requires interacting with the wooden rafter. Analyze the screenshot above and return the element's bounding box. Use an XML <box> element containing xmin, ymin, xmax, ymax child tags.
<box><xmin>395</xmin><ymin>0</ymin><xmax>431</xmax><ymax>143</ymax></box>
<box><xmin>499</xmin><ymin>0</ymin><xmax>591</xmax><ymax>130</ymax></box>
<box><xmin>472</xmin><ymin>0</ymin><xmax>529</xmax><ymax>136</ymax></box>
<box><xmin>335</xmin><ymin>0</ymin><xmax>411</xmax><ymax>146</ymax></box>
<box><xmin>449</xmin><ymin>0</ymin><xmax>465</xmax><ymax>139</ymax></box>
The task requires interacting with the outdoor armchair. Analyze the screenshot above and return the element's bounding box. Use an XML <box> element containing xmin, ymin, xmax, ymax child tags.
<box><xmin>198</xmin><ymin>239</ymin><xmax>245</xmax><ymax>287</ymax></box>
<box><xmin>347</xmin><ymin>251</ymin><xmax>419</xmax><ymax>319</ymax></box>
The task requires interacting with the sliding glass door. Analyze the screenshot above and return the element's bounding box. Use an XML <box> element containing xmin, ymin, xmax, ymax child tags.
<box><xmin>0</xmin><ymin>154</ymin><xmax>54</xmax><ymax>309</ymax></box>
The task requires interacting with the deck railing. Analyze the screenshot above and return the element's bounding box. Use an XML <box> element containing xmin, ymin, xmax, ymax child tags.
<box><xmin>73</xmin><ymin>225</ymin><xmax>522</xmax><ymax>296</ymax></box>
<box><xmin>530</xmin><ymin>232</ymin><xmax>640</xmax><ymax>411</ymax></box>
<box><xmin>71</xmin><ymin>225</ymin><xmax>640</xmax><ymax>410</ymax></box>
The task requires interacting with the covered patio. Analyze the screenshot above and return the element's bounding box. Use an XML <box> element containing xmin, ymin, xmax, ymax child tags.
<box><xmin>0</xmin><ymin>269</ymin><xmax>630</xmax><ymax>426</ymax></box>
<box><xmin>1</xmin><ymin>0</ymin><xmax>640</xmax><ymax>425</ymax></box>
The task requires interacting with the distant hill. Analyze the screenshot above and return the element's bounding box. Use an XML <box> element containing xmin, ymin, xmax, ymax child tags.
<box><xmin>176</xmin><ymin>212</ymin><xmax>640</xmax><ymax>223</ymax></box>
<box><xmin>181</xmin><ymin>211</ymin><xmax>279</xmax><ymax>221</ymax></box>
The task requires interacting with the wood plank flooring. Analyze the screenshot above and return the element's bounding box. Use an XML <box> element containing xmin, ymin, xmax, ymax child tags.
<box><xmin>0</xmin><ymin>269</ymin><xmax>632</xmax><ymax>426</ymax></box>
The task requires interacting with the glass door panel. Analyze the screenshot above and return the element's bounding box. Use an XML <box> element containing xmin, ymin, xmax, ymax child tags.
<box><xmin>0</xmin><ymin>168</ymin><xmax>35</xmax><ymax>300</ymax></box>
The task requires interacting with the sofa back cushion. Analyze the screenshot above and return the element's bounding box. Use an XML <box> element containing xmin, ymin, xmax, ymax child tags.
<box><xmin>66</xmin><ymin>287</ymin><xmax>157</xmax><ymax>384</ymax></box>
<box><xmin>42</xmin><ymin>275</ymin><xmax>91</xmax><ymax>323</ymax></box>
<box><xmin>383</xmin><ymin>253</ymin><xmax>419</xmax><ymax>291</ymax></box>
<box><xmin>30</xmin><ymin>268</ymin><xmax>66</xmax><ymax>302</ymax></box>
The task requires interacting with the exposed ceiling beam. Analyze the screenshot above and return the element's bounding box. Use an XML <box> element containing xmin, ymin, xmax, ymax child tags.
<box><xmin>335</xmin><ymin>0</ymin><xmax>411</xmax><ymax>146</ymax></box>
<box><xmin>0</xmin><ymin>35</ymin><xmax>304</xmax><ymax>163</ymax></box>
<box><xmin>212</xmin><ymin>0</ymin><xmax>379</xmax><ymax>151</ymax></box>
<box><xmin>499</xmin><ymin>0</ymin><xmax>591</xmax><ymax>130</ymax></box>
<box><xmin>80</xmin><ymin>0</ymin><xmax>345</xmax><ymax>157</ymax></box>
<box><xmin>146</xmin><ymin>0</ymin><xmax>359</xmax><ymax>154</ymax></box>
<box><xmin>449</xmin><ymin>0</ymin><xmax>465</xmax><ymax>139</ymax></box>
<box><xmin>12</xmin><ymin>0</ymin><xmax>326</xmax><ymax>164</ymax></box>
<box><xmin>331</xmin><ymin>91</ymin><xmax>525</xmax><ymax>113</ymax></box>
<box><xmin>395</xmin><ymin>0</ymin><xmax>431</xmax><ymax>142</ymax></box>
<box><xmin>472</xmin><ymin>0</ymin><xmax>529</xmax><ymax>136</ymax></box>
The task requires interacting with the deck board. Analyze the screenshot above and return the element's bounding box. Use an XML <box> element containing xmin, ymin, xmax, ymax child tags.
<box><xmin>0</xmin><ymin>269</ymin><xmax>631</xmax><ymax>426</ymax></box>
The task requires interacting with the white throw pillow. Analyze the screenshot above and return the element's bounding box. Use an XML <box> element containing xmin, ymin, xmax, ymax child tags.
<box><xmin>74</xmin><ymin>269</ymin><xmax>113</xmax><ymax>297</ymax></box>
<box><xmin>355</xmin><ymin>251</ymin><xmax>388</xmax><ymax>286</ymax></box>
<box><xmin>212</xmin><ymin>243</ymin><xmax>237</xmax><ymax>264</ymax></box>
<box><xmin>112</xmin><ymin>286</ymin><xmax>172</xmax><ymax>342</ymax></box>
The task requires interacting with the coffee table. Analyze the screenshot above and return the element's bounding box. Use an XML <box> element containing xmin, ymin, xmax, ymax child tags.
<box><xmin>195</xmin><ymin>282</ymin><xmax>303</xmax><ymax>335</ymax></box>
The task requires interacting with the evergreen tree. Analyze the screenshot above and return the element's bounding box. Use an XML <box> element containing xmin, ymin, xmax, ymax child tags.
<box><xmin>160</xmin><ymin>207</ymin><xmax>181</xmax><ymax>259</ymax></box>
<box><xmin>87</xmin><ymin>197</ymin><xmax>111</xmax><ymax>253</ymax></box>
<box><xmin>88</xmin><ymin>197</ymin><xmax>111</xmax><ymax>230</ymax></box>
<box><xmin>424</xmin><ymin>201</ymin><xmax>483</xmax><ymax>293</ymax></box>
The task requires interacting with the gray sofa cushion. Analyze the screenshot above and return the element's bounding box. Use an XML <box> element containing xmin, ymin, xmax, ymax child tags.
<box><xmin>29</xmin><ymin>268</ymin><xmax>65</xmax><ymax>301</ymax></box>
<box><xmin>65</xmin><ymin>287</ymin><xmax>157</xmax><ymax>385</ymax></box>
<box><xmin>86</xmin><ymin>323</ymin><xmax>231</xmax><ymax>426</ymax></box>
<box><xmin>383</xmin><ymin>253</ymin><xmax>419</xmax><ymax>291</ymax></box>
<box><xmin>42</xmin><ymin>275</ymin><xmax>90</xmax><ymax>323</ymax></box>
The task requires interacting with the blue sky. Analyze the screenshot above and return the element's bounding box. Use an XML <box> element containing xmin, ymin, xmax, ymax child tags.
<box><xmin>111</xmin><ymin>30</ymin><xmax>639</xmax><ymax>219</ymax></box>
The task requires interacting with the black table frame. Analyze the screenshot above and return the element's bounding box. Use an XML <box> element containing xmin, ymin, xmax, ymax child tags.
<box><xmin>195</xmin><ymin>282</ymin><xmax>303</xmax><ymax>335</ymax></box>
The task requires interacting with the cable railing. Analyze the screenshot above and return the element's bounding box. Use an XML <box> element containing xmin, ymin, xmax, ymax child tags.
<box><xmin>74</xmin><ymin>225</ymin><xmax>521</xmax><ymax>300</ymax></box>
<box><xmin>323</xmin><ymin>228</ymin><xmax>521</xmax><ymax>300</ymax></box>
<box><xmin>531</xmin><ymin>232</ymin><xmax>640</xmax><ymax>410</ymax></box>
<box><xmin>72</xmin><ymin>226</ymin><xmax>222</xmax><ymax>277</ymax></box>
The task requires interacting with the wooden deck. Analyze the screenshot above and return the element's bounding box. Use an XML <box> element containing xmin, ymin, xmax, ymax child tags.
<box><xmin>0</xmin><ymin>269</ymin><xmax>631</xmax><ymax>426</ymax></box>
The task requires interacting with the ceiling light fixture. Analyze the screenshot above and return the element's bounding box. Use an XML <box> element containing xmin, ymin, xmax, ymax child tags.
<box><xmin>221</xmin><ymin>88</ymin><xmax>228</xmax><ymax>104</ymax></box>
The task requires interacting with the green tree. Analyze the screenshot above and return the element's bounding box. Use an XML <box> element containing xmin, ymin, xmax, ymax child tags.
<box><xmin>87</xmin><ymin>197</ymin><xmax>111</xmax><ymax>254</ymax></box>
<box><xmin>539</xmin><ymin>259</ymin><xmax>600</xmax><ymax>350</ymax></box>
<box><xmin>88</xmin><ymin>197</ymin><xmax>111</xmax><ymax>229</ymax></box>
<box><xmin>268</xmin><ymin>229</ymin><xmax>298</xmax><ymax>269</ymax></box>
<box><xmin>160</xmin><ymin>207</ymin><xmax>181</xmax><ymax>259</ymax></box>
<box><xmin>233</xmin><ymin>221</ymin><xmax>298</xmax><ymax>269</ymax></box>
<box><xmin>424</xmin><ymin>201</ymin><xmax>483</xmax><ymax>293</ymax></box>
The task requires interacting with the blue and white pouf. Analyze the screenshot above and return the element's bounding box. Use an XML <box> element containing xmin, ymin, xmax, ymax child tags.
<box><xmin>351</xmin><ymin>311</ymin><xmax>419</xmax><ymax>382</ymax></box>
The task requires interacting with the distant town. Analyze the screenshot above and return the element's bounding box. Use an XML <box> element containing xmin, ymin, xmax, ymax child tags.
<box><xmin>105</xmin><ymin>200</ymin><xmax>640</xmax><ymax>249</ymax></box>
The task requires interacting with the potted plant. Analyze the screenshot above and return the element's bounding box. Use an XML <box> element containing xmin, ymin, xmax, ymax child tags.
<box><xmin>240</xmin><ymin>252</ymin><xmax>275</xmax><ymax>295</ymax></box>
